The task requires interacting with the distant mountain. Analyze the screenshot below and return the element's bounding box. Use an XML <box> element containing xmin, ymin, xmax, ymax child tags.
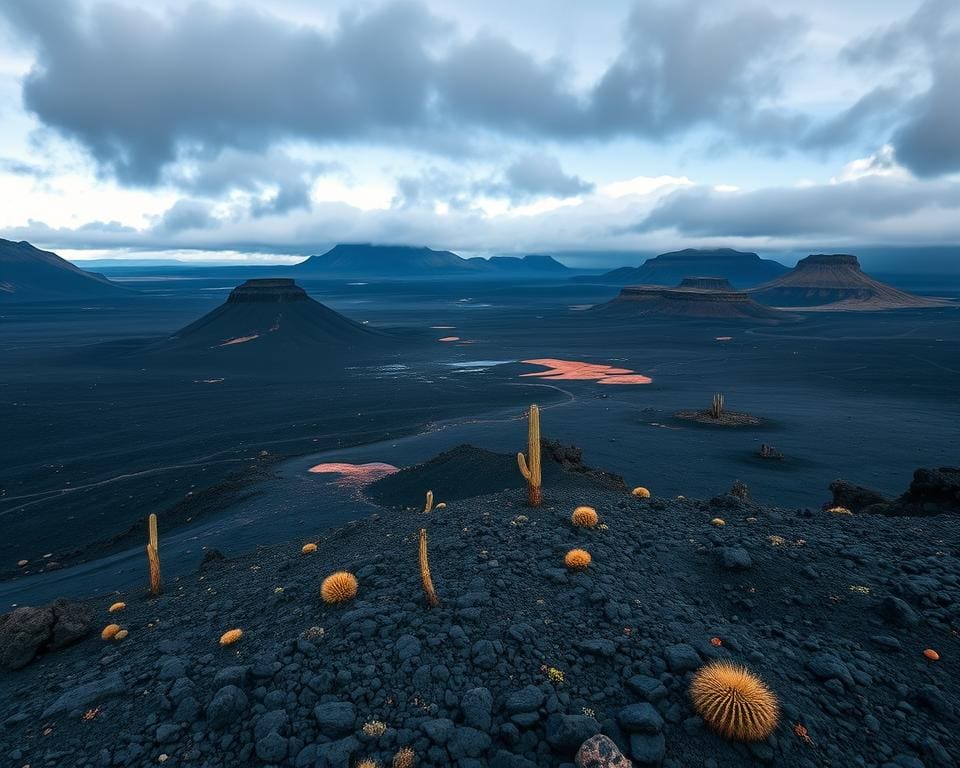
<box><xmin>0</xmin><ymin>239</ymin><xmax>131</xmax><ymax>301</ymax></box>
<box><xmin>293</xmin><ymin>243</ymin><xmax>569</xmax><ymax>278</ymax></box>
<box><xmin>573</xmin><ymin>248</ymin><xmax>789</xmax><ymax>288</ymax></box>
<box><xmin>751</xmin><ymin>254</ymin><xmax>950</xmax><ymax>310</ymax></box>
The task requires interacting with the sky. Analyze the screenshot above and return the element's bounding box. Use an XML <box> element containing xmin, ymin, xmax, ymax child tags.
<box><xmin>0</xmin><ymin>0</ymin><xmax>958</xmax><ymax>267</ymax></box>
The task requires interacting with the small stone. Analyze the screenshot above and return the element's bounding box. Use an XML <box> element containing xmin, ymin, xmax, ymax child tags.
<box><xmin>664</xmin><ymin>643</ymin><xmax>701</xmax><ymax>673</ymax></box>
<box><xmin>576</xmin><ymin>734</ymin><xmax>633</xmax><ymax>767</ymax></box>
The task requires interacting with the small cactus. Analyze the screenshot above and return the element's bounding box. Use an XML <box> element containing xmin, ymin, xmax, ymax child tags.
<box><xmin>631</xmin><ymin>487</ymin><xmax>651</xmax><ymax>498</ymax></box>
<box><xmin>302</xmin><ymin>543</ymin><xmax>317</xmax><ymax>554</ymax></box>
<box><xmin>689</xmin><ymin>661</ymin><xmax>779</xmax><ymax>742</ymax></box>
<box><xmin>392</xmin><ymin>747</ymin><xmax>416</xmax><ymax>768</ymax></box>
<box><xmin>219</xmin><ymin>628</ymin><xmax>243</xmax><ymax>646</ymax></box>
<box><xmin>826</xmin><ymin>506</ymin><xmax>852</xmax><ymax>516</ymax></box>
<box><xmin>146</xmin><ymin>513</ymin><xmax>162</xmax><ymax>595</ymax></box>
<box><xmin>710</xmin><ymin>393</ymin><xmax>725</xmax><ymax>419</ymax></box>
<box><xmin>517</xmin><ymin>404</ymin><xmax>542</xmax><ymax>506</ymax></box>
<box><xmin>571</xmin><ymin>506</ymin><xmax>599</xmax><ymax>527</ymax></box>
<box><xmin>730</xmin><ymin>480</ymin><xmax>748</xmax><ymax>500</ymax></box>
<box><xmin>418</xmin><ymin>529</ymin><xmax>439</xmax><ymax>608</ymax></box>
<box><xmin>321</xmin><ymin>571</ymin><xmax>358</xmax><ymax>604</ymax></box>
<box><xmin>711</xmin><ymin>518</ymin><xmax>726</xmax><ymax>527</ymax></box>
<box><xmin>423</xmin><ymin>490</ymin><xmax>434</xmax><ymax>513</ymax></box>
<box><xmin>564</xmin><ymin>549</ymin><xmax>591</xmax><ymax>569</ymax></box>
<box><xmin>114</xmin><ymin>629</ymin><xmax>129</xmax><ymax>641</ymax></box>
<box><xmin>108</xmin><ymin>601</ymin><xmax>126</xmax><ymax>613</ymax></box>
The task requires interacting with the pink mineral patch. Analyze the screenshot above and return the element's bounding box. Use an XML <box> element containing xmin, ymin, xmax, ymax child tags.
<box><xmin>307</xmin><ymin>462</ymin><xmax>399</xmax><ymax>487</ymax></box>
<box><xmin>218</xmin><ymin>334</ymin><xmax>260</xmax><ymax>347</ymax></box>
<box><xmin>520</xmin><ymin>358</ymin><xmax>652</xmax><ymax>385</ymax></box>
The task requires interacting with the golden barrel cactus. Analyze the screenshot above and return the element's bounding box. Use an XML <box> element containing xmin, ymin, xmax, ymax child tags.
<box><xmin>564</xmin><ymin>548</ymin><xmax>591</xmax><ymax>569</ymax></box>
<box><xmin>571</xmin><ymin>506</ymin><xmax>599</xmax><ymax>527</ymax></box>
<box><xmin>689</xmin><ymin>661</ymin><xmax>779</xmax><ymax>742</ymax></box>
<box><xmin>632</xmin><ymin>487</ymin><xmax>651</xmax><ymax>498</ymax></box>
<box><xmin>219</xmin><ymin>628</ymin><xmax>243</xmax><ymax>646</ymax></box>
<box><xmin>321</xmin><ymin>571</ymin><xmax>358</xmax><ymax>604</ymax></box>
<box><xmin>108</xmin><ymin>601</ymin><xmax>126</xmax><ymax>613</ymax></box>
<box><xmin>101</xmin><ymin>624</ymin><xmax>121</xmax><ymax>640</ymax></box>
<box><xmin>302</xmin><ymin>543</ymin><xmax>318</xmax><ymax>554</ymax></box>
<box><xmin>392</xmin><ymin>747</ymin><xmax>416</xmax><ymax>768</ymax></box>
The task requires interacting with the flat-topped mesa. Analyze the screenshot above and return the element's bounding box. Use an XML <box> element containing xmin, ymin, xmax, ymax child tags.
<box><xmin>751</xmin><ymin>253</ymin><xmax>948</xmax><ymax>309</ymax></box>
<box><xmin>677</xmin><ymin>277</ymin><xmax>736</xmax><ymax>291</ymax></box>
<box><xmin>226</xmin><ymin>278</ymin><xmax>310</xmax><ymax>304</ymax></box>
<box><xmin>596</xmin><ymin>282</ymin><xmax>796</xmax><ymax>322</ymax></box>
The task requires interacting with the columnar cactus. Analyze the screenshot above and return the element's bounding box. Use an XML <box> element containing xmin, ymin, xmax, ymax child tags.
<box><xmin>146</xmin><ymin>513</ymin><xmax>162</xmax><ymax>595</ymax></box>
<box><xmin>710</xmin><ymin>393</ymin><xmax>725</xmax><ymax>419</ymax></box>
<box><xmin>517</xmin><ymin>404</ymin><xmax>542</xmax><ymax>506</ymax></box>
<box><xmin>419</xmin><ymin>528</ymin><xmax>439</xmax><ymax>607</ymax></box>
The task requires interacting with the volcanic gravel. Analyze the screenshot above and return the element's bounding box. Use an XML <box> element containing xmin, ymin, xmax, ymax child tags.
<box><xmin>1</xmin><ymin>453</ymin><xmax>958</xmax><ymax>768</ymax></box>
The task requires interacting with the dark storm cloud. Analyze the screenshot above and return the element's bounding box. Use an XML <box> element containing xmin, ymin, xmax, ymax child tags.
<box><xmin>633</xmin><ymin>177</ymin><xmax>960</xmax><ymax>238</ymax></box>
<box><xmin>842</xmin><ymin>0</ymin><xmax>960</xmax><ymax>176</ymax></box>
<box><xmin>0</xmin><ymin>0</ymin><xmax>829</xmax><ymax>188</ymax></box>
<box><xmin>1</xmin><ymin>0</ymin><xmax>442</xmax><ymax>185</ymax></box>
<box><xmin>500</xmin><ymin>154</ymin><xmax>592</xmax><ymax>198</ymax></box>
<box><xmin>157</xmin><ymin>199</ymin><xmax>217</xmax><ymax>234</ymax></box>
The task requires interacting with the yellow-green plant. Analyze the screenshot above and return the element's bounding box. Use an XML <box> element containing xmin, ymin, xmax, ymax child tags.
<box><xmin>146</xmin><ymin>513</ymin><xmax>161</xmax><ymax>595</ymax></box>
<box><xmin>517</xmin><ymin>404</ymin><xmax>542</xmax><ymax>506</ymax></box>
<box><xmin>689</xmin><ymin>661</ymin><xmax>779</xmax><ymax>742</ymax></box>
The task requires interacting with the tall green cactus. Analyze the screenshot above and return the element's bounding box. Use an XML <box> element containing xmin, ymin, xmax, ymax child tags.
<box><xmin>517</xmin><ymin>404</ymin><xmax>542</xmax><ymax>506</ymax></box>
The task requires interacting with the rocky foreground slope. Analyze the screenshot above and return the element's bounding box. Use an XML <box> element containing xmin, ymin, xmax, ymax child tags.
<box><xmin>0</xmin><ymin>449</ymin><xmax>958</xmax><ymax>768</ymax></box>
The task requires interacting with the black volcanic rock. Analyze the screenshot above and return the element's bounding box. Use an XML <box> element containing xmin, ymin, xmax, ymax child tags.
<box><xmin>144</xmin><ymin>278</ymin><xmax>389</xmax><ymax>364</ymax></box>
<box><xmin>0</xmin><ymin>238</ymin><xmax>130</xmax><ymax>302</ymax></box>
<box><xmin>593</xmin><ymin>280</ymin><xmax>797</xmax><ymax>322</ymax></box>
<box><xmin>293</xmin><ymin>243</ymin><xmax>568</xmax><ymax>278</ymax></box>
<box><xmin>575</xmin><ymin>248</ymin><xmax>788</xmax><ymax>288</ymax></box>
<box><xmin>751</xmin><ymin>254</ymin><xmax>947</xmax><ymax>309</ymax></box>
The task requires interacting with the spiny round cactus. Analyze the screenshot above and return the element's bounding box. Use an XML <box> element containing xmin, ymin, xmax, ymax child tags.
<box><xmin>571</xmin><ymin>506</ymin><xmax>599</xmax><ymax>527</ymax></box>
<box><xmin>355</xmin><ymin>760</ymin><xmax>380</xmax><ymax>768</ymax></box>
<box><xmin>826</xmin><ymin>506</ymin><xmax>852</xmax><ymax>515</ymax></box>
<box><xmin>392</xmin><ymin>746</ymin><xmax>416</xmax><ymax>768</ymax></box>
<box><xmin>564</xmin><ymin>548</ymin><xmax>591</xmax><ymax>569</ymax></box>
<box><xmin>114</xmin><ymin>629</ymin><xmax>129</xmax><ymax>641</ymax></box>
<box><xmin>219</xmin><ymin>628</ymin><xmax>243</xmax><ymax>646</ymax></box>
<box><xmin>302</xmin><ymin>543</ymin><xmax>317</xmax><ymax>554</ymax></box>
<box><xmin>321</xmin><ymin>571</ymin><xmax>359</xmax><ymax>604</ymax></box>
<box><xmin>710</xmin><ymin>518</ymin><xmax>726</xmax><ymax>527</ymax></box>
<box><xmin>689</xmin><ymin>661</ymin><xmax>779</xmax><ymax>742</ymax></box>
<box><xmin>632</xmin><ymin>487</ymin><xmax>651</xmax><ymax>498</ymax></box>
<box><xmin>108</xmin><ymin>601</ymin><xmax>126</xmax><ymax>613</ymax></box>
<box><xmin>101</xmin><ymin>623</ymin><xmax>121</xmax><ymax>640</ymax></box>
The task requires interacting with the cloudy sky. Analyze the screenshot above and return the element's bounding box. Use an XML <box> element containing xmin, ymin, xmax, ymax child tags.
<box><xmin>0</xmin><ymin>0</ymin><xmax>958</xmax><ymax>265</ymax></box>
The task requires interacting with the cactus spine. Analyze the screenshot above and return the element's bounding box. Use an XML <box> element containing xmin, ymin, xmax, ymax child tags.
<box><xmin>423</xmin><ymin>490</ymin><xmax>434</xmax><ymax>513</ymax></box>
<box><xmin>418</xmin><ymin>528</ymin><xmax>439</xmax><ymax>607</ymax></box>
<box><xmin>146</xmin><ymin>513</ymin><xmax>162</xmax><ymax>595</ymax></box>
<box><xmin>517</xmin><ymin>404</ymin><xmax>542</xmax><ymax>506</ymax></box>
<box><xmin>710</xmin><ymin>393</ymin><xmax>725</xmax><ymax>419</ymax></box>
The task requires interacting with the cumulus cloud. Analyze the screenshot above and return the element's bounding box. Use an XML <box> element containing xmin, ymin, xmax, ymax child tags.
<box><xmin>634</xmin><ymin>175</ymin><xmax>960</xmax><ymax>239</ymax></box>
<box><xmin>157</xmin><ymin>199</ymin><xmax>217</xmax><ymax>234</ymax></box>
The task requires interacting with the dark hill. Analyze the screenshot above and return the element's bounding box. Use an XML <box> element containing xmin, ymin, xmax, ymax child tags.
<box><xmin>751</xmin><ymin>254</ymin><xmax>950</xmax><ymax>309</ymax></box>
<box><xmin>294</xmin><ymin>244</ymin><xmax>568</xmax><ymax>278</ymax></box>
<box><xmin>144</xmin><ymin>278</ymin><xmax>390</xmax><ymax>364</ymax></box>
<box><xmin>0</xmin><ymin>239</ymin><xmax>131</xmax><ymax>301</ymax></box>
<box><xmin>1</xmin><ymin>450</ymin><xmax>958</xmax><ymax>767</ymax></box>
<box><xmin>574</xmin><ymin>248</ymin><xmax>788</xmax><ymax>288</ymax></box>
<box><xmin>594</xmin><ymin>280</ymin><xmax>797</xmax><ymax>323</ymax></box>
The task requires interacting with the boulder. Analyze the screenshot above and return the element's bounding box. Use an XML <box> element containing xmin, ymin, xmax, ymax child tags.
<box><xmin>576</xmin><ymin>734</ymin><xmax>633</xmax><ymax>767</ymax></box>
<box><xmin>0</xmin><ymin>599</ymin><xmax>93</xmax><ymax>670</ymax></box>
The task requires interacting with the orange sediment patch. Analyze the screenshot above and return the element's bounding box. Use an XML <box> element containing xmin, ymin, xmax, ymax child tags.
<box><xmin>520</xmin><ymin>358</ymin><xmax>652</xmax><ymax>385</ymax></box>
<box><xmin>308</xmin><ymin>461</ymin><xmax>399</xmax><ymax>487</ymax></box>
<box><xmin>438</xmin><ymin>336</ymin><xmax>460</xmax><ymax>342</ymax></box>
<box><xmin>218</xmin><ymin>334</ymin><xmax>259</xmax><ymax>347</ymax></box>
